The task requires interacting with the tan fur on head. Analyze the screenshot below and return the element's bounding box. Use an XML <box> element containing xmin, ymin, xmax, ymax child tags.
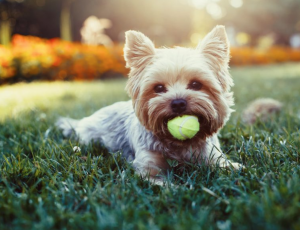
<box><xmin>124</xmin><ymin>26</ymin><xmax>234</xmax><ymax>146</ymax></box>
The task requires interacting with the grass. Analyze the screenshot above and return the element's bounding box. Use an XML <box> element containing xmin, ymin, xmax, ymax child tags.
<box><xmin>1</xmin><ymin>62</ymin><xmax>300</xmax><ymax>230</ymax></box>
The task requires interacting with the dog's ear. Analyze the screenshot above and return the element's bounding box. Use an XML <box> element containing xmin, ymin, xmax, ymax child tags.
<box><xmin>124</xmin><ymin>30</ymin><xmax>155</xmax><ymax>69</ymax></box>
<box><xmin>197</xmin><ymin>25</ymin><xmax>230</xmax><ymax>66</ymax></box>
<box><xmin>197</xmin><ymin>25</ymin><xmax>232</xmax><ymax>91</ymax></box>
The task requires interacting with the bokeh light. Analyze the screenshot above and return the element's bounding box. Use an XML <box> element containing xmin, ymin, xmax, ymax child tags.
<box><xmin>236</xmin><ymin>32</ymin><xmax>250</xmax><ymax>45</ymax></box>
<box><xmin>0</xmin><ymin>0</ymin><xmax>300</xmax><ymax>84</ymax></box>
<box><xmin>190</xmin><ymin>32</ymin><xmax>203</xmax><ymax>45</ymax></box>
<box><xmin>191</xmin><ymin>0</ymin><xmax>210</xmax><ymax>9</ymax></box>
<box><xmin>230</xmin><ymin>0</ymin><xmax>243</xmax><ymax>8</ymax></box>
<box><xmin>206</xmin><ymin>2</ymin><xmax>223</xmax><ymax>19</ymax></box>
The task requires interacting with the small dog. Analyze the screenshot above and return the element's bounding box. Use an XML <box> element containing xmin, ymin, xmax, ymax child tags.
<box><xmin>56</xmin><ymin>26</ymin><xmax>241</xmax><ymax>183</ymax></box>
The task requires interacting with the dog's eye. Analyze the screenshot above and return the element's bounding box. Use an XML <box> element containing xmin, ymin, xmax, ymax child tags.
<box><xmin>188</xmin><ymin>81</ymin><xmax>202</xmax><ymax>91</ymax></box>
<box><xmin>154</xmin><ymin>84</ymin><xmax>167</xmax><ymax>93</ymax></box>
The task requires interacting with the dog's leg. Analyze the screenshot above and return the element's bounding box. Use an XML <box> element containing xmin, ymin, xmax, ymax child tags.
<box><xmin>205</xmin><ymin>135</ymin><xmax>242</xmax><ymax>170</ymax></box>
<box><xmin>210</xmin><ymin>151</ymin><xmax>242</xmax><ymax>170</ymax></box>
<box><xmin>133</xmin><ymin>150</ymin><xmax>170</xmax><ymax>184</ymax></box>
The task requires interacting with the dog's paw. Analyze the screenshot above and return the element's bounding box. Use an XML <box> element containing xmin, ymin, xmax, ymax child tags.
<box><xmin>229</xmin><ymin>162</ymin><xmax>244</xmax><ymax>170</ymax></box>
<box><xmin>148</xmin><ymin>177</ymin><xmax>177</xmax><ymax>188</ymax></box>
<box><xmin>220</xmin><ymin>161</ymin><xmax>244</xmax><ymax>170</ymax></box>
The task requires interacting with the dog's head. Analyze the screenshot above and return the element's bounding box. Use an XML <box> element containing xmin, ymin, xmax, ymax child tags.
<box><xmin>124</xmin><ymin>26</ymin><xmax>234</xmax><ymax>144</ymax></box>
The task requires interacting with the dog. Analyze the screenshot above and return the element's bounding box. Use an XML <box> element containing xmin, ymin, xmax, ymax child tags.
<box><xmin>56</xmin><ymin>25</ymin><xmax>242</xmax><ymax>184</ymax></box>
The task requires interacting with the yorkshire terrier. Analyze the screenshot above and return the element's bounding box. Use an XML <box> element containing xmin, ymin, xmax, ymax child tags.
<box><xmin>56</xmin><ymin>26</ymin><xmax>241</xmax><ymax>184</ymax></box>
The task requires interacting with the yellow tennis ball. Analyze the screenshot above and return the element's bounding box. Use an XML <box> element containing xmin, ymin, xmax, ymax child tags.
<box><xmin>167</xmin><ymin>115</ymin><xmax>200</xmax><ymax>140</ymax></box>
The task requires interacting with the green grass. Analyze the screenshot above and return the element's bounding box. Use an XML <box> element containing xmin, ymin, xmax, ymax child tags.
<box><xmin>1</xmin><ymin>63</ymin><xmax>300</xmax><ymax>230</ymax></box>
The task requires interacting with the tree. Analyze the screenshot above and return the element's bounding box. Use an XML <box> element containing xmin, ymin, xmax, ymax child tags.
<box><xmin>0</xmin><ymin>0</ymin><xmax>24</xmax><ymax>45</ymax></box>
<box><xmin>60</xmin><ymin>0</ymin><xmax>75</xmax><ymax>41</ymax></box>
<box><xmin>0</xmin><ymin>0</ymin><xmax>76</xmax><ymax>44</ymax></box>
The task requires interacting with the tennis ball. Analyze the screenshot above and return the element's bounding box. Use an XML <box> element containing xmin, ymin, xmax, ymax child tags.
<box><xmin>167</xmin><ymin>115</ymin><xmax>200</xmax><ymax>140</ymax></box>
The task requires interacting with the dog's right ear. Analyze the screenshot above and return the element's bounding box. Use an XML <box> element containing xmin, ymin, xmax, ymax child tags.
<box><xmin>197</xmin><ymin>25</ymin><xmax>233</xmax><ymax>92</ymax></box>
<box><xmin>124</xmin><ymin>31</ymin><xmax>155</xmax><ymax>69</ymax></box>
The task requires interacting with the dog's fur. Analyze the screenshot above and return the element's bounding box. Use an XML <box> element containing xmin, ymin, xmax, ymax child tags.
<box><xmin>242</xmin><ymin>98</ymin><xmax>282</xmax><ymax>124</ymax></box>
<box><xmin>56</xmin><ymin>26</ymin><xmax>241</xmax><ymax>183</ymax></box>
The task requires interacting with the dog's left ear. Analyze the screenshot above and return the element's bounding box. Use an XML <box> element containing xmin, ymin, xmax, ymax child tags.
<box><xmin>197</xmin><ymin>25</ymin><xmax>232</xmax><ymax>91</ymax></box>
<box><xmin>124</xmin><ymin>30</ymin><xmax>155</xmax><ymax>69</ymax></box>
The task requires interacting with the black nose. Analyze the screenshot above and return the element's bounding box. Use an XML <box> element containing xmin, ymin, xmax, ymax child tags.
<box><xmin>171</xmin><ymin>99</ymin><xmax>187</xmax><ymax>113</ymax></box>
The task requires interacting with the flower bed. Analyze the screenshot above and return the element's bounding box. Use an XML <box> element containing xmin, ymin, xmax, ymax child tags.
<box><xmin>0</xmin><ymin>35</ymin><xmax>300</xmax><ymax>84</ymax></box>
<box><xmin>0</xmin><ymin>35</ymin><xmax>128</xmax><ymax>84</ymax></box>
<box><xmin>230</xmin><ymin>46</ymin><xmax>300</xmax><ymax>66</ymax></box>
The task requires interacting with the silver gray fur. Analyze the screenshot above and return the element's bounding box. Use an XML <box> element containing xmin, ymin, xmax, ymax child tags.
<box><xmin>56</xmin><ymin>100</ymin><xmax>236</xmax><ymax>170</ymax></box>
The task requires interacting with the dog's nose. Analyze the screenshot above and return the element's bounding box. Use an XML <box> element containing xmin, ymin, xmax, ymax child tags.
<box><xmin>171</xmin><ymin>99</ymin><xmax>187</xmax><ymax>113</ymax></box>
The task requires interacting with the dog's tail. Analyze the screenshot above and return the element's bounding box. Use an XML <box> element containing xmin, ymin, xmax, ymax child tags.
<box><xmin>242</xmin><ymin>98</ymin><xmax>283</xmax><ymax>125</ymax></box>
<box><xmin>55</xmin><ymin>117</ymin><xmax>79</xmax><ymax>137</ymax></box>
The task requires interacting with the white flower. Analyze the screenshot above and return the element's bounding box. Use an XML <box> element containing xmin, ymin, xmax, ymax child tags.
<box><xmin>73</xmin><ymin>146</ymin><xmax>81</xmax><ymax>153</ymax></box>
<box><xmin>279</xmin><ymin>140</ymin><xmax>286</xmax><ymax>146</ymax></box>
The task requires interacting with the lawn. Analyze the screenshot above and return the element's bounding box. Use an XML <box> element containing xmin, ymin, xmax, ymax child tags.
<box><xmin>1</xmin><ymin>63</ymin><xmax>300</xmax><ymax>230</ymax></box>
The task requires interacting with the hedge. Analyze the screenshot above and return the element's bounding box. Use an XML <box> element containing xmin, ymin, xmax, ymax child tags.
<box><xmin>0</xmin><ymin>35</ymin><xmax>300</xmax><ymax>84</ymax></box>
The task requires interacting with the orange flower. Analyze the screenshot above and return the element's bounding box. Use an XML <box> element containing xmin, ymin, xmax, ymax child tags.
<box><xmin>2</xmin><ymin>34</ymin><xmax>298</xmax><ymax>84</ymax></box>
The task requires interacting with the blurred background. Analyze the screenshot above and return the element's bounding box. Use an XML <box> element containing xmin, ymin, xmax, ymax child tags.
<box><xmin>0</xmin><ymin>0</ymin><xmax>300</xmax><ymax>84</ymax></box>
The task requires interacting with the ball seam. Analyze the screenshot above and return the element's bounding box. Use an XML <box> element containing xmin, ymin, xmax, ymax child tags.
<box><xmin>178</xmin><ymin>116</ymin><xmax>198</xmax><ymax>139</ymax></box>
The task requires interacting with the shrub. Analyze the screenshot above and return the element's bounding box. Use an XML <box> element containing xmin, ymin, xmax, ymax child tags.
<box><xmin>230</xmin><ymin>46</ymin><xmax>300</xmax><ymax>66</ymax></box>
<box><xmin>0</xmin><ymin>35</ymin><xmax>300</xmax><ymax>84</ymax></box>
<box><xmin>0</xmin><ymin>35</ymin><xmax>128</xmax><ymax>84</ymax></box>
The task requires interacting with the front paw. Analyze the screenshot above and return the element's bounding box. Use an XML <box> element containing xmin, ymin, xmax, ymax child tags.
<box><xmin>222</xmin><ymin>161</ymin><xmax>244</xmax><ymax>170</ymax></box>
<box><xmin>229</xmin><ymin>162</ymin><xmax>244</xmax><ymax>170</ymax></box>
